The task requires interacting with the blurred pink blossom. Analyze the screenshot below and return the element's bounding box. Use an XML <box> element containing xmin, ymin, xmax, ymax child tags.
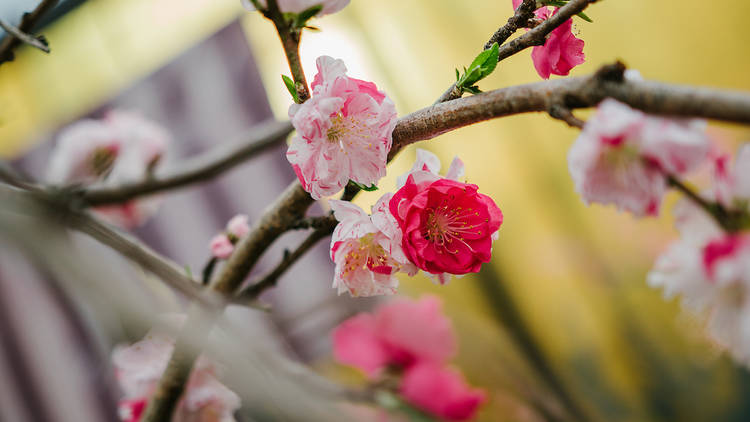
<box><xmin>112</xmin><ymin>320</ymin><xmax>240</xmax><ymax>422</ymax></box>
<box><xmin>286</xmin><ymin>56</ymin><xmax>397</xmax><ymax>199</ymax></box>
<box><xmin>567</xmin><ymin>99</ymin><xmax>709</xmax><ymax>217</ymax></box>
<box><xmin>390</xmin><ymin>149</ymin><xmax>502</xmax><ymax>282</ymax></box>
<box><xmin>210</xmin><ymin>234</ymin><xmax>235</xmax><ymax>260</ymax></box>
<box><xmin>47</xmin><ymin>110</ymin><xmax>171</xmax><ymax>228</ymax></box>
<box><xmin>241</xmin><ymin>0</ymin><xmax>349</xmax><ymax>16</ymax></box>
<box><xmin>226</xmin><ymin>214</ymin><xmax>250</xmax><ymax>239</ymax></box>
<box><xmin>400</xmin><ymin>362</ymin><xmax>486</xmax><ymax>421</ymax></box>
<box><xmin>209</xmin><ymin>214</ymin><xmax>252</xmax><ymax>259</ymax></box>
<box><xmin>332</xmin><ymin>295</ymin><xmax>456</xmax><ymax>374</ymax></box>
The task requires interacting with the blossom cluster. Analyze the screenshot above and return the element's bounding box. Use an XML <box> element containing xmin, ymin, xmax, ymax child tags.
<box><xmin>330</xmin><ymin>149</ymin><xmax>503</xmax><ymax>297</ymax></box>
<box><xmin>566</xmin><ymin>96</ymin><xmax>750</xmax><ymax>367</ymax></box>
<box><xmin>112</xmin><ymin>316</ymin><xmax>240</xmax><ymax>422</ymax></box>
<box><xmin>47</xmin><ymin>110</ymin><xmax>171</xmax><ymax>228</ymax></box>
<box><xmin>333</xmin><ymin>296</ymin><xmax>485</xmax><ymax>421</ymax></box>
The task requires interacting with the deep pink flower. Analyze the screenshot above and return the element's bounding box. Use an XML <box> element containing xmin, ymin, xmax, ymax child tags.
<box><xmin>511</xmin><ymin>1</ymin><xmax>585</xmax><ymax>79</ymax></box>
<box><xmin>531</xmin><ymin>8</ymin><xmax>585</xmax><ymax>79</ymax></box>
<box><xmin>112</xmin><ymin>317</ymin><xmax>241</xmax><ymax>422</ymax></box>
<box><xmin>702</xmin><ymin>234</ymin><xmax>750</xmax><ymax>282</ymax></box>
<box><xmin>286</xmin><ymin>56</ymin><xmax>397</xmax><ymax>199</ymax></box>
<box><xmin>567</xmin><ymin>99</ymin><xmax>709</xmax><ymax>217</ymax></box>
<box><xmin>332</xmin><ymin>296</ymin><xmax>456</xmax><ymax>375</ymax></box>
<box><xmin>241</xmin><ymin>0</ymin><xmax>349</xmax><ymax>16</ymax></box>
<box><xmin>329</xmin><ymin>198</ymin><xmax>413</xmax><ymax>297</ymax></box>
<box><xmin>400</xmin><ymin>361</ymin><xmax>486</xmax><ymax>421</ymax></box>
<box><xmin>389</xmin><ymin>150</ymin><xmax>502</xmax><ymax>279</ymax></box>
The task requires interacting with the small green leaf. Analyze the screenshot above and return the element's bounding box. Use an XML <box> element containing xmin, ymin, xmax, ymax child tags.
<box><xmin>349</xmin><ymin>181</ymin><xmax>379</xmax><ymax>191</ymax></box>
<box><xmin>455</xmin><ymin>42</ymin><xmax>499</xmax><ymax>95</ymax></box>
<box><xmin>577</xmin><ymin>11</ymin><xmax>593</xmax><ymax>22</ymax></box>
<box><xmin>464</xmin><ymin>85</ymin><xmax>482</xmax><ymax>94</ymax></box>
<box><xmin>293</xmin><ymin>4</ymin><xmax>323</xmax><ymax>28</ymax></box>
<box><xmin>184</xmin><ymin>265</ymin><xmax>193</xmax><ymax>278</ymax></box>
<box><xmin>455</xmin><ymin>68</ymin><xmax>460</xmax><ymax>81</ymax></box>
<box><xmin>281</xmin><ymin>75</ymin><xmax>300</xmax><ymax>103</ymax></box>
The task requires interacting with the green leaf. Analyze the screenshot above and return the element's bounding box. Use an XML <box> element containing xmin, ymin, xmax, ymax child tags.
<box><xmin>577</xmin><ymin>11</ymin><xmax>593</xmax><ymax>22</ymax></box>
<box><xmin>184</xmin><ymin>265</ymin><xmax>193</xmax><ymax>278</ymax></box>
<box><xmin>455</xmin><ymin>42</ymin><xmax>499</xmax><ymax>95</ymax></box>
<box><xmin>281</xmin><ymin>75</ymin><xmax>300</xmax><ymax>103</ymax></box>
<box><xmin>349</xmin><ymin>181</ymin><xmax>379</xmax><ymax>191</ymax></box>
<box><xmin>293</xmin><ymin>4</ymin><xmax>323</xmax><ymax>28</ymax></box>
<box><xmin>455</xmin><ymin>68</ymin><xmax>460</xmax><ymax>81</ymax></box>
<box><xmin>539</xmin><ymin>0</ymin><xmax>593</xmax><ymax>22</ymax></box>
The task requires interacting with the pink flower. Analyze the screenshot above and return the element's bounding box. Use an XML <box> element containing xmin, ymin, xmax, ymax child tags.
<box><xmin>112</xmin><ymin>317</ymin><xmax>241</xmax><ymax>422</ymax></box>
<box><xmin>567</xmin><ymin>99</ymin><xmax>709</xmax><ymax>217</ymax></box>
<box><xmin>210</xmin><ymin>234</ymin><xmax>235</xmax><ymax>259</ymax></box>
<box><xmin>286</xmin><ymin>56</ymin><xmax>397</xmax><ymax>200</ymax></box>
<box><xmin>712</xmin><ymin>144</ymin><xmax>750</xmax><ymax>211</ymax></box>
<box><xmin>47</xmin><ymin>120</ymin><xmax>121</xmax><ymax>185</ymax></box>
<box><xmin>209</xmin><ymin>214</ymin><xmax>251</xmax><ymax>259</ymax></box>
<box><xmin>226</xmin><ymin>214</ymin><xmax>250</xmax><ymax>239</ymax></box>
<box><xmin>241</xmin><ymin>0</ymin><xmax>349</xmax><ymax>16</ymax></box>
<box><xmin>389</xmin><ymin>150</ymin><xmax>503</xmax><ymax>280</ymax></box>
<box><xmin>329</xmin><ymin>197</ymin><xmax>414</xmax><ymax>297</ymax></box>
<box><xmin>400</xmin><ymin>362</ymin><xmax>486</xmax><ymax>421</ymax></box>
<box><xmin>511</xmin><ymin>1</ymin><xmax>585</xmax><ymax>79</ymax></box>
<box><xmin>332</xmin><ymin>296</ymin><xmax>457</xmax><ymax>375</ymax></box>
<box><xmin>47</xmin><ymin>110</ymin><xmax>172</xmax><ymax>228</ymax></box>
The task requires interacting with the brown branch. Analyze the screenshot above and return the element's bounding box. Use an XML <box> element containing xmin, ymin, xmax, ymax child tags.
<box><xmin>82</xmin><ymin>120</ymin><xmax>292</xmax><ymax>206</ymax></box>
<box><xmin>436</xmin><ymin>0</ymin><xmax>599</xmax><ymax>103</ymax></box>
<box><xmin>397</xmin><ymin>62</ymin><xmax>750</xmax><ymax>153</ymax></box>
<box><xmin>237</xmin><ymin>216</ymin><xmax>336</xmax><ymax>301</ymax></box>
<box><xmin>264</xmin><ymin>0</ymin><xmax>311</xmax><ymax>103</ymax></box>
<box><xmin>287</xmin><ymin>215</ymin><xmax>336</xmax><ymax>231</ymax></box>
<box><xmin>0</xmin><ymin>0</ymin><xmax>58</xmax><ymax>64</ymax></box>
<box><xmin>0</xmin><ymin>19</ymin><xmax>49</xmax><ymax>53</ymax></box>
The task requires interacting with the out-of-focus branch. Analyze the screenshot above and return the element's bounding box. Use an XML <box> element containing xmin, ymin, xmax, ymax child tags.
<box><xmin>82</xmin><ymin>120</ymin><xmax>292</xmax><ymax>206</ymax></box>
<box><xmin>287</xmin><ymin>215</ymin><xmax>336</xmax><ymax>231</ymax></box>
<box><xmin>666</xmin><ymin>175</ymin><xmax>749</xmax><ymax>233</ymax></box>
<box><xmin>437</xmin><ymin>0</ymin><xmax>599</xmax><ymax>103</ymax></box>
<box><xmin>0</xmin><ymin>0</ymin><xmax>58</xmax><ymax>64</ymax></box>
<box><xmin>0</xmin><ymin>19</ymin><xmax>49</xmax><ymax>54</ymax></box>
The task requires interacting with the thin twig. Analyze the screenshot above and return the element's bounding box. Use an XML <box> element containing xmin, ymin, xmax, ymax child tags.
<box><xmin>82</xmin><ymin>120</ymin><xmax>292</xmax><ymax>206</ymax></box>
<box><xmin>485</xmin><ymin>0</ymin><xmax>539</xmax><ymax>50</ymax></box>
<box><xmin>436</xmin><ymin>0</ymin><xmax>599</xmax><ymax>103</ymax></box>
<box><xmin>666</xmin><ymin>175</ymin><xmax>749</xmax><ymax>233</ymax></box>
<box><xmin>287</xmin><ymin>215</ymin><xmax>336</xmax><ymax>230</ymax></box>
<box><xmin>264</xmin><ymin>0</ymin><xmax>311</xmax><ymax>103</ymax></box>
<box><xmin>0</xmin><ymin>19</ymin><xmax>49</xmax><ymax>53</ymax></box>
<box><xmin>237</xmin><ymin>216</ymin><xmax>337</xmax><ymax>300</ymax></box>
<box><xmin>0</xmin><ymin>0</ymin><xmax>58</xmax><ymax>64</ymax></box>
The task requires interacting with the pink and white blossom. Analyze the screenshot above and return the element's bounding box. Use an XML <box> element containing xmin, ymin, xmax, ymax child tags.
<box><xmin>112</xmin><ymin>319</ymin><xmax>241</xmax><ymax>422</ymax></box>
<box><xmin>286</xmin><ymin>56</ymin><xmax>397</xmax><ymax>200</ymax></box>
<box><xmin>390</xmin><ymin>149</ymin><xmax>503</xmax><ymax>282</ymax></box>
<box><xmin>47</xmin><ymin>110</ymin><xmax>172</xmax><ymax>228</ymax></box>
<box><xmin>332</xmin><ymin>296</ymin><xmax>457</xmax><ymax>375</ymax></box>
<box><xmin>329</xmin><ymin>197</ymin><xmax>413</xmax><ymax>297</ymax></box>
<box><xmin>210</xmin><ymin>234</ymin><xmax>235</xmax><ymax>260</ymax></box>
<box><xmin>712</xmin><ymin>144</ymin><xmax>750</xmax><ymax>211</ymax></box>
<box><xmin>512</xmin><ymin>0</ymin><xmax>585</xmax><ymax>79</ymax></box>
<box><xmin>400</xmin><ymin>362</ymin><xmax>486</xmax><ymax>421</ymax></box>
<box><xmin>567</xmin><ymin>99</ymin><xmax>709</xmax><ymax>217</ymax></box>
<box><xmin>241</xmin><ymin>0</ymin><xmax>349</xmax><ymax>16</ymax></box>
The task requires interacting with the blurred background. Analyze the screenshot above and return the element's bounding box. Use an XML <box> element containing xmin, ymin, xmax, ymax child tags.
<box><xmin>2</xmin><ymin>0</ymin><xmax>750</xmax><ymax>421</ymax></box>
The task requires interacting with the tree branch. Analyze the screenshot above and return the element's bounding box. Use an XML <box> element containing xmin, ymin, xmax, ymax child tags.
<box><xmin>0</xmin><ymin>19</ymin><xmax>49</xmax><ymax>54</ymax></box>
<box><xmin>264</xmin><ymin>0</ymin><xmax>311</xmax><ymax>103</ymax></box>
<box><xmin>82</xmin><ymin>120</ymin><xmax>292</xmax><ymax>206</ymax></box>
<box><xmin>484</xmin><ymin>0</ymin><xmax>539</xmax><ymax>50</ymax></box>
<box><xmin>0</xmin><ymin>0</ymin><xmax>58</xmax><ymax>64</ymax></box>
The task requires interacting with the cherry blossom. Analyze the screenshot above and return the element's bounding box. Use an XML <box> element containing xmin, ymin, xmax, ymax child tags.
<box><xmin>209</xmin><ymin>214</ymin><xmax>251</xmax><ymax>259</ymax></box>
<box><xmin>332</xmin><ymin>295</ymin><xmax>456</xmax><ymax>375</ymax></box>
<box><xmin>286</xmin><ymin>56</ymin><xmax>397</xmax><ymax>200</ymax></box>
<box><xmin>389</xmin><ymin>149</ymin><xmax>503</xmax><ymax>282</ymax></box>
<box><xmin>400</xmin><ymin>362</ymin><xmax>486</xmax><ymax>421</ymax></box>
<box><xmin>512</xmin><ymin>0</ymin><xmax>585</xmax><ymax>79</ymax></box>
<box><xmin>329</xmin><ymin>197</ymin><xmax>413</xmax><ymax>297</ymax></box>
<box><xmin>112</xmin><ymin>319</ymin><xmax>240</xmax><ymax>422</ymax></box>
<box><xmin>567</xmin><ymin>99</ymin><xmax>709</xmax><ymax>217</ymax></box>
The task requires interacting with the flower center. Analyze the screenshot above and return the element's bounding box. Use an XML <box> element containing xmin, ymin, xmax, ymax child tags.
<box><xmin>423</xmin><ymin>203</ymin><xmax>486</xmax><ymax>254</ymax></box>
<box><xmin>326</xmin><ymin>113</ymin><xmax>374</xmax><ymax>146</ymax></box>
<box><xmin>341</xmin><ymin>234</ymin><xmax>393</xmax><ymax>277</ymax></box>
